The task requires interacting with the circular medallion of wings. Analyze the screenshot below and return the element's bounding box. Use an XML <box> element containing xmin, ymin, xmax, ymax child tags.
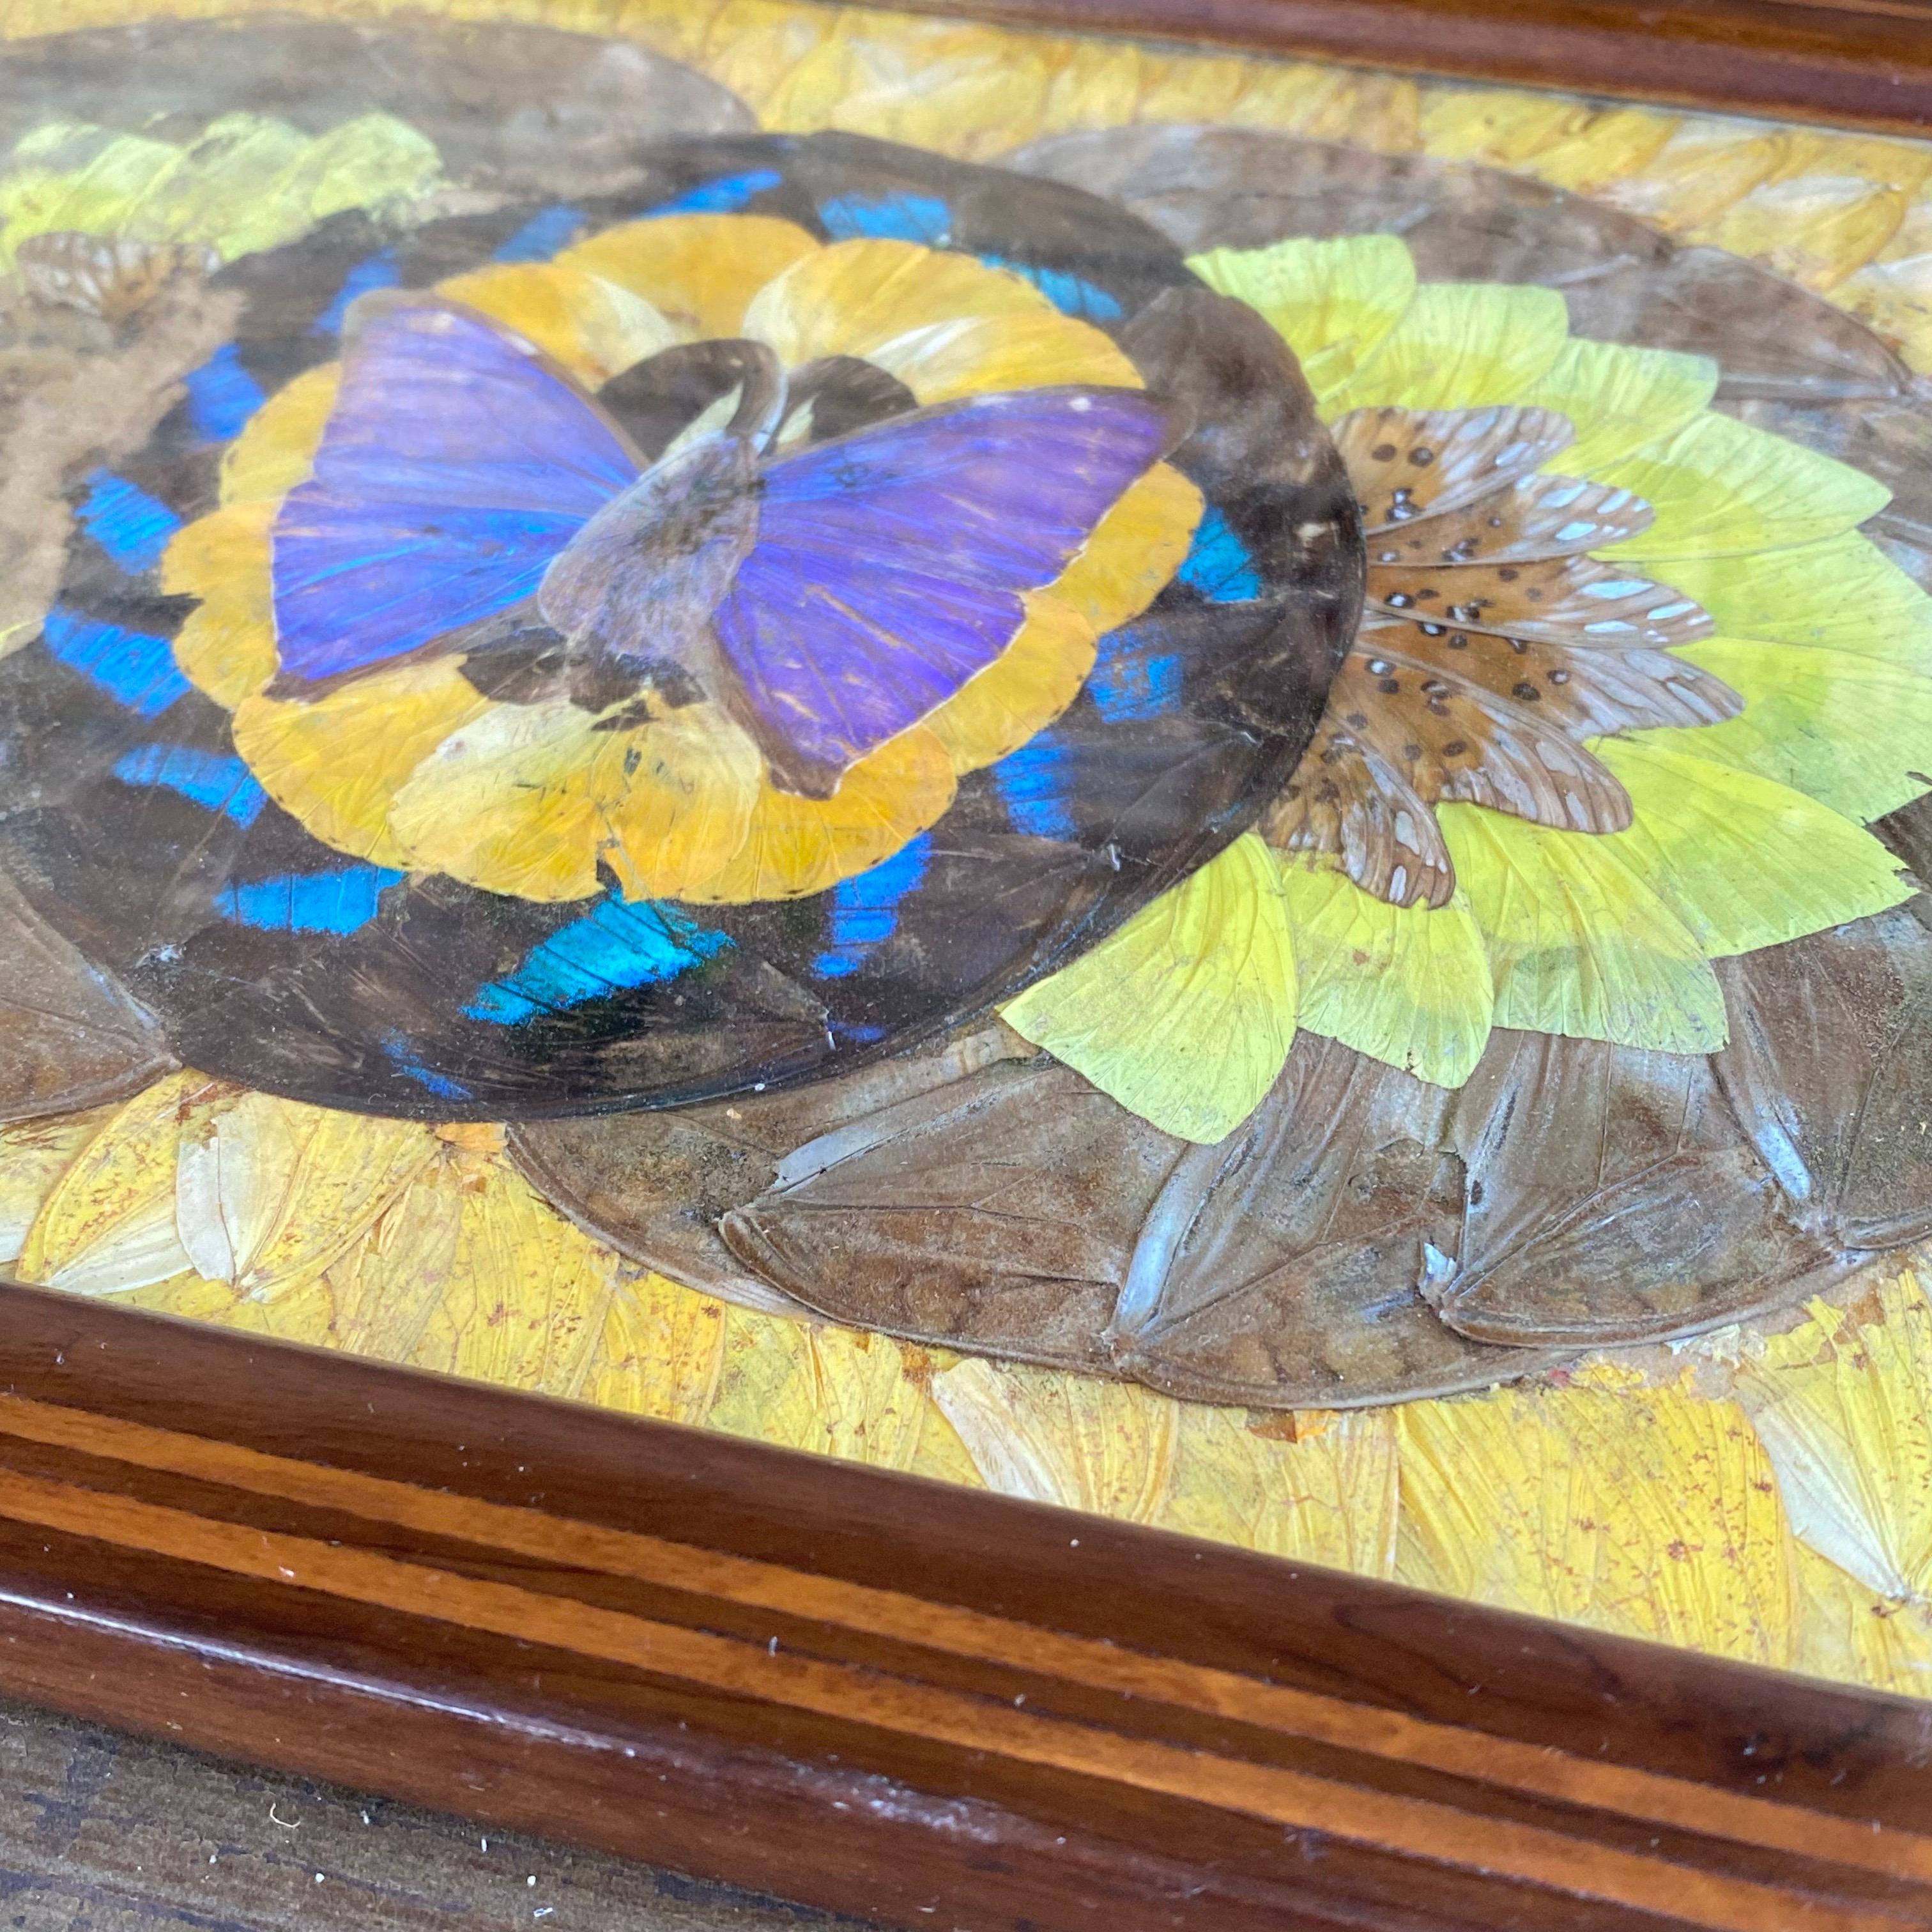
<box><xmin>0</xmin><ymin>125</ymin><xmax>1356</xmax><ymax>1117</ymax></box>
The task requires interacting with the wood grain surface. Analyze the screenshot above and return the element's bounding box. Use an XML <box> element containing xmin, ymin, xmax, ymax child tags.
<box><xmin>0</xmin><ymin>1694</ymin><xmax>866</xmax><ymax>1931</ymax></box>
<box><xmin>0</xmin><ymin>1278</ymin><xmax>1928</xmax><ymax>1932</ymax></box>
<box><xmin>877</xmin><ymin>0</ymin><xmax>1932</xmax><ymax>132</ymax></box>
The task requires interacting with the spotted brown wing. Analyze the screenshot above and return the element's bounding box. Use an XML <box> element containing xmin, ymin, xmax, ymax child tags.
<box><xmin>1363</xmin><ymin>618</ymin><xmax>1735</xmax><ymax>739</ymax></box>
<box><xmin>1364</xmin><ymin>554</ymin><xmax>1712</xmax><ymax>651</ymax></box>
<box><xmin>15</xmin><ymin>234</ymin><xmax>218</xmax><ymax>327</ymax></box>
<box><xmin>1333</xmin><ymin>405</ymin><xmax>1572</xmax><ymax>530</ymax></box>
<box><xmin>1261</xmin><ymin>719</ymin><xmax>1456</xmax><ymax>908</ymax></box>
<box><xmin>1267</xmin><ymin>628</ymin><xmax>1636</xmax><ymax>906</ymax></box>
<box><xmin>1386</xmin><ymin>473</ymin><xmax>1654</xmax><ymax>565</ymax></box>
<box><xmin>1266</xmin><ymin>398</ymin><xmax>1728</xmax><ymax>905</ymax></box>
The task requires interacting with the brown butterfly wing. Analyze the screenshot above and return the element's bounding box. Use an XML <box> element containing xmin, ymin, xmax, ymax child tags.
<box><xmin>1011</xmin><ymin>126</ymin><xmax>1913</xmax><ymax>406</ymax></box>
<box><xmin>1334</xmin><ymin>635</ymin><xmax>1635</xmax><ymax>845</ymax></box>
<box><xmin>722</xmin><ymin>1060</ymin><xmax>1185</xmax><ymax>1374</ymax></box>
<box><xmin>507</xmin><ymin>1023</ymin><xmax>1028</xmax><ymax>1315</ymax></box>
<box><xmin>1376</xmin><ymin>475</ymin><xmax>1654</xmax><ymax>566</ymax></box>
<box><xmin>0</xmin><ymin>868</ymin><xmax>174</xmax><ymax>1123</ymax></box>
<box><xmin>1713</xmin><ymin>903</ymin><xmax>1932</xmax><ymax>1255</ymax></box>
<box><xmin>1368</xmin><ymin>555</ymin><xmax>1713</xmax><ymax>650</ymax></box>
<box><xmin>725</xmin><ymin>1032</ymin><xmax>1554</xmax><ymax>1409</ymax></box>
<box><xmin>1261</xmin><ymin>719</ymin><xmax>1458</xmax><ymax>908</ymax></box>
<box><xmin>1365</xmin><ymin>618</ymin><xmax>1738</xmax><ymax>737</ymax></box>
<box><xmin>16</xmin><ymin>233</ymin><xmax>217</xmax><ymax>327</ymax></box>
<box><xmin>1333</xmin><ymin>405</ymin><xmax>1573</xmax><ymax>530</ymax></box>
<box><xmin>1434</xmin><ymin>1029</ymin><xmax>1841</xmax><ymax>1346</ymax></box>
<box><xmin>1097</xmin><ymin>1035</ymin><xmax>1558</xmax><ymax>1407</ymax></box>
<box><xmin>1266</xmin><ymin>386</ymin><xmax>1728</xmax><ymax>909</ymax></box>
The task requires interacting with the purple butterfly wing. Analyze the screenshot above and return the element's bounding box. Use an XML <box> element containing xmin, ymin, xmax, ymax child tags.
<box><xmin>716</xmin><ymin>388</ymin><xmax>1174</xmax><ymax>786</ymax></box>
<box><xmin>270</xmin><ymin>301</ymin><xmax>641</xmax><ymax>684</ymax></box>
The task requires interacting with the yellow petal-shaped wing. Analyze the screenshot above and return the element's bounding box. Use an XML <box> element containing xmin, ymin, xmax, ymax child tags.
<box><xmin>1649</xmin><ymin>532</ymin><xmax>1932</xmax><ymax>670</ymax></box>
<box><xmin>15</xmin><ymin>1070</ymin><xmax>217</xmax><ymax>1295</ymax></box>
<box><xmin>558</xmin><ymin>212</ymin><xmax>818</xmax><ymax>339</ymax></box>
<box><xmin>1324</xmin><ymin>281</ymin><xmax>1570</xmax><ymax>415</ymax></box>
<box><xmin>389</xmin><ymin>698</ymin><xmax>761</xmax><ymax>904</ymax></box>
<box><xmin>581</xmin><ymin>1271</ymin><xmax>729</xmax><ymax>1428</ymax></box>
<box><xmin>710</xmin><ymin>1316</ymin><xmax>938</xmax><ymax>1470</ymax></box>
<box><xmin>1600</xmin><ymin>411</ymin><xmax>1890</xmax><ymax>561</ymax></box>
<box><xmin>1186</xmin><ymin>235</ymin><xmax>1414</xmax><ymax>410</ymax></box>
<box><xmin>328</xmin><ymin>1151</ymin><xmax>631</xmax><ymax>1400</ymax></box>
<box><xmin>1000</xmin><ymin>832</ymin><xmax>1297</xmax><ymax>1144</ymax></box>
<box><xmin>233</xmin><ymin>659</ymin><xmax>493</xmax><ymax>868</ymax></box>
<box><xmin>1595</xmin><ymin>738</ymin><xmax>1911</xmax><ymax>958</ymax></box>
<box><xmin>1442</xmin><ymin>802</ymin><xmax>1729</xmax><ymax>1053</ymax></box>
<box><xmin>1162</xmin><ymin>1407</ymin><xmax>1399</xmax><ymax>1574</ymax></box>
<box><xmin>433</xmin><ymin>261</ymin><xmax>678</xmax><ymax>386</ymax></box>
<box><xmin>0</xmin><ymin>1109</ymin><xmax>112</xmax><ymax>1268</ymax></box>
<box><xmin>161</xmin><ymin>502</ymin><xmax>279</xmax><ymax>705</ymax></box>
<box><xmin>680</xmin><ymin>724</ymin><xmax>956</xmax><ymax>903</ymax></box>
<box><xmin>1280</xmin><ymin>859</ymin><xmax>1494</xmax><ymax>1089</ymax></box>
<box><xmin>864</xmin><ymin>309</ymin><xmax>1142</xmax><ymax>404</ymax></box>
<box><xmin>1665</xmin><ymin>638</ymin><xmax>1932</xmax><ymax>822</ymax></box>
<box><xmin>1395</xmin><ymin>1363</ymin><xmax>1798</xmax><ymax>1666</ymax></box>
<box><xmin>1735</xmin><ymin>1276</ymin><xmax>1932</xmax><ymax>1604</ymax></box>
<box><xmin>1518</xmin><ymin>337</ymin><xmax>1716</xmax><ymax>475</ymax></box>
<box><xmin>741</xmin><ymin>236</ymin><xmax>1052</xmax><ymax>367</ymax></box>
<box><xmin>172</xmin><ymin>1089</ymin><xmax>436</xmax><ymax>1300</ymax></box>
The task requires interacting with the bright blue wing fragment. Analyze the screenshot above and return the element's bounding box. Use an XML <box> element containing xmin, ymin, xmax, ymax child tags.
<box><xmin>977</xmin><ymin>255</ymin><xmax>1123</xmax><ymax>322</ymax></box>
<box><xmin>272</xmin><ymin>302</ymin><xmax>640</xmax><ymax>684</ymax></box>
<box><xmin>463</xmin><ymin>894</ymin><xmax>732</xmax><ymax>1023</ymax></box>
<box><xmin>812</xmin><ymin>832</ymin><xmax>931</xmax><ymax>979</ymax></box>
<box><xmin>111</xmin><ymin>744</ymin><xmax>267</xmax><ymax>825</ymax></box>
<box><xmin>492</xmin><ymin>206</ymin><xmax>588</xmax><ymax>263</ymax></box>
<box><xmin>76</xmin><ymin>470</ymin><xmax>180</xmax><ymax>574</ymax></box>
<box><xmin>1177</xmin><ymin>506</ymin><xmax>1262</xmax><ymax>602</ymax></box>
<box><xmin>1087</xmin><ymin>626</ymin><xmax>1182</xmax><ymax>723</ymax></box>
<box><xmin>646</xmin><ymin>168</ymin><xmax>783</xmax><ymax>217</ymax></box>
<box><xmin>41</xmin><ymin>606</ymin><xmax>191</xmax><ymax>717</ymax></box>
<box><xmin>309</xmin><ymin>249</ymin><xmax>402</xmax><ymax>336</ymax></box>
<box><xmin>818</xmin><ymin>191</ymin><xmax>951</xmax><ymax>245</ymax></box>
<box><xmin>217</xmin><ymin>863</ymin><xmax>403</xmax><ymax>934</ymax></box>
<box><xmin>380</xmin><ymin>1031</ymin><xmax>472</xmax><ymax>1101</ymax></box>
<box><xmin>181</xmin><ymin>343</ymin><xmax>266</xmax><ymax>443</ymax></box>
<box><xmin>994</xmin><ymin>735</ymin><xmax>1077</xmax><ymax>841</ymax></box>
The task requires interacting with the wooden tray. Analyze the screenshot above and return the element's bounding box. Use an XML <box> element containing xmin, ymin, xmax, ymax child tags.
<box><xmin>2</xmin><ymin>3</ymin><xmax>1931</xmax><ymax>1927</ymax></box>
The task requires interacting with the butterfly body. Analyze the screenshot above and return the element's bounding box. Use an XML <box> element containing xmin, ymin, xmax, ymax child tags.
<box><xmin>532</xmin><ymin>425</ymin><xmax>765</xmax><ymax>750</ymax></box>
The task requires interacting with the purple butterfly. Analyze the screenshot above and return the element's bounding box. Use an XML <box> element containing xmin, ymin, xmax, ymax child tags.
<box><xmin>269</xmin><ymin>297</ymin><xmax>1179</xmax><ymax>796</ymax></box>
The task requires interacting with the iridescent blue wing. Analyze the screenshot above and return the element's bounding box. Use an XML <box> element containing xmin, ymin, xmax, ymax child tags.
<box><xmin>716</xmin><ymin>387</ymin><xmax>1175</xmax><ymax>790</ymax></box>
<box><xmin>270</xmin><ymin>300</ymin><xmax>641</xmax><ymax>685</ymax></box>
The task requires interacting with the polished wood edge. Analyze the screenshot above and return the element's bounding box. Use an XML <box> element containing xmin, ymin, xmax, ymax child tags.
<box><xmin>0</xmin><ymin>1280</ymin><xmax>1928</xmax><ymax>1930</ymax></box>
<box><xmin>857</xmin><ymin>0</ymin><xmax>1932</xmax><ymax>133</ymax></box>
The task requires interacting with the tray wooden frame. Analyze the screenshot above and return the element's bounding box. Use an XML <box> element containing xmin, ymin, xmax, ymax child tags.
<box><xmin>4</xmin><ymin>3</ymin><xmax>1932</xmax><ymax>1926</ymax></box>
